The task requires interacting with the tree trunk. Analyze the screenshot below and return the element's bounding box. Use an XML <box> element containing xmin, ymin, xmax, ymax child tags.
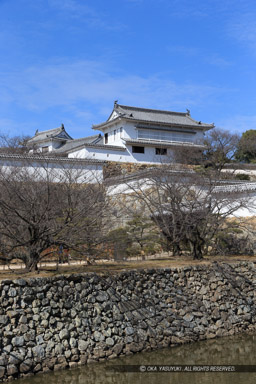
<box><xmin>190</xmin><ymin>241</ymin><xmax>203</xmax><ymax>260</ymax></box>
<box><xmin>25</xmin><ymin>253</ymin><xmax>39</xmax><ymax>272</ymax></box>
<box><xmin>173</xmin><ymin>243</ymin><xmax>182</xmax><ymax>256</ymax></box>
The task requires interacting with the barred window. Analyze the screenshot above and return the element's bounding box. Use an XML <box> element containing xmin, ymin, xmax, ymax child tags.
<box><xmin>155</xmin><ymin>147</ymin><xmax>167</xmax><ymax>155</ymax></box>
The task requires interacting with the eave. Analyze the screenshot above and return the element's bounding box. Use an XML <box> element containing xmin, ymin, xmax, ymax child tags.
<box><xmin>92</xmin><ymin>116</ymin><xmax>214</xmax><ymax>132</ymax></box>
<box><xmin>123</xmin><ymin>138</ymin><xmax>206</xmax><ymax>149</ymax></box>
<box><xmin>0</xmin><ymin>153</ymin><xmax>107</xmax><ymax>165</ymax></box>
<box><xmin>66</xmin><ymin>142</ymin><xmax>126</xmax><ymax>155</ymax></box>
<box><xmin>27</xmin><ymin>137</ymin><xmax>70</xmax><ymax>147</ymax></box>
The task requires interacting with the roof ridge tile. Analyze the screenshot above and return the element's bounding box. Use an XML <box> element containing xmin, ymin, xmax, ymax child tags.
<box><xmin>116</xmin><ymin>104</ymin><xmax>187</xmax><ymax>116</ymax></box>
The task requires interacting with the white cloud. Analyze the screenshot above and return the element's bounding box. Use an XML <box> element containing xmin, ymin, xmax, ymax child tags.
<box><xmin>167</xmin><ymin>45</ymin><xmax>199</xmax><ymax>56</ymax></box>
<box><xmin>48</xmin><ymin>0</ymin><xmax>94</xmax><ymax>14</ymax></box>
<box><xmin>205</xmin><ymin>55</ymin><xmax>232</xmax><ymax>68</ymax></box>
<box><xmin>47</xmin><ymin>0</ymin><xmax>124</xmax><ymax>30</ymax></box>
<box><xmin>227</xmin><ymin>5</ymin><xmax>256</xmax><ymax>56</ymax></box>
<box><xmin>0</xmin><ymin>59</ymin><xmax>224</xmax><ymax>119</ymax></box>
<box><xmin>167</xmin><ymin>0</ymin><xmax>234</xmax><ymax>19</ymax></box>
<box><xmin>167</xmin><ymin>46</ymin><xmax>232</xmax><ymax>68</ymax></box>
<box><xmin>229</xmin><ymin>15</ymin><xmax>256</xmax><ymax>46</ymax></box>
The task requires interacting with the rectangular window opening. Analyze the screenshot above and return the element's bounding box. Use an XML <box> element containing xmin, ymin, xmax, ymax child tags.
<box><xmin>104</xmin><ymin>133</ymin><xmax>108</xmax><ymax>144</ymax></box>
<box><xmin>156</xmin><ymin>147</ymin><xmax>167</xmax><ymax>155</ymax></box>
<box><xmin>132</xmin><ymin>146</ymin><xmax>145</xmax><ymax>154</ymax></box>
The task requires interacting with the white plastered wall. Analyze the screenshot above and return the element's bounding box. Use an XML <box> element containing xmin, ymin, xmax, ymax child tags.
<box><xmin>100</xmin><ymin>121</ymin><xmax>205</xmax><ymax>147</ymax></box>
<box><xmin>68</xmin><ymin>145</ymin><xmax>177</xmax><ymax>164</ymax></box>
<box><xmin>0</xmin><ymin>159</ymin><xmax>104</xmax><ymax>183</ymax></box>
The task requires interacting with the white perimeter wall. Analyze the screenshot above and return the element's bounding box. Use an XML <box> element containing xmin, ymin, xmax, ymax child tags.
<box><xmin>0</xmin><ymin>159</ymin><xmax>104</xmax><ymax>183</ymax></box>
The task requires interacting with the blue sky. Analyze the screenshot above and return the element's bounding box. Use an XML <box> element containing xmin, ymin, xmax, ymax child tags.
<box><xmin>1</xmin><ymin>0</ymin><xmax>256</xmax><ymax>139</ymax></box>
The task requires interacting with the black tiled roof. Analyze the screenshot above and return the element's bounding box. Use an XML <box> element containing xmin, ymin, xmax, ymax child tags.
<box><xmin>0</xmin><ymin>153</ymin><xmax>106</xmax><ymax>164</ymax></box>
<box><xmin>93</xmin><ymin>103</ymin><xmax>214</xmax><ymax>130</ymax></box>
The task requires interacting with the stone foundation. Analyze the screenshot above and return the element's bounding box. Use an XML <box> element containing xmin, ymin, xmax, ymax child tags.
<box><xmin>0</xmin><ymin>261</ymin><xmax>256</xmax><ymax>381</ymax></box>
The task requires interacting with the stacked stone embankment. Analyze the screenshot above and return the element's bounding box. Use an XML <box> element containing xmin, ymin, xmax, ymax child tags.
<box><xmin>0</xmin><ymin>261</ymin><xmax>256</xmax><ymax>381</ymax></box>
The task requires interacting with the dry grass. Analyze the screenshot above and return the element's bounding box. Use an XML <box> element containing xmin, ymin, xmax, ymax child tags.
<box><xmin>0</xmin><ymin>254</ymin><xmax>255</xmax><ymax>281</ymax></box>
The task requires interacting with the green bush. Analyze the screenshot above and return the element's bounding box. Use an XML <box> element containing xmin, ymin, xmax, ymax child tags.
<box><xmin>235</xmin><ymin>173</ymin><xmax>250</xmax><ymax>181</ymax></box>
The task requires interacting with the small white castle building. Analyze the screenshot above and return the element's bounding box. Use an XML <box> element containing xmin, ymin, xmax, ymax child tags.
<box><xmin>27</xmin><ymin>103</ymin><xmax>214</xmax><ymax>164</ymax></box>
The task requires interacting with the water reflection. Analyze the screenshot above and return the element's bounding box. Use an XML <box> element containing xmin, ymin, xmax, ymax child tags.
<box><xmin>16</xmin><ymin>333</ymin><xmax>256</xmax><ymax>384</ymax></box>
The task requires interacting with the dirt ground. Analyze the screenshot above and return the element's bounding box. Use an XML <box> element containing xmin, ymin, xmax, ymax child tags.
<box><xmin>0</xmin><ymin>254</ymin><xmax>255</xmax><ymax>281</ymax></box>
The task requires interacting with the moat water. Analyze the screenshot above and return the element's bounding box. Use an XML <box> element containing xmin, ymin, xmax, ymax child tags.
<box><xmin>15</xmin><ymin>333</ymin><xmax>256</xmax><ymax>384</ymax></box>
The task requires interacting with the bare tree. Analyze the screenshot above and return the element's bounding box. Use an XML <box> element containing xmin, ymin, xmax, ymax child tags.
<box><xmin>161</xmin><ymin>128</ymin><xmax>240</xmax><ymax>174</ymax></box>
<box><xmin>202</xmin><ymin>128</ymin><xmax>240</xmax><ymax>171</ymax></box>
<box><xmin>110</xmin><ymin>166</ymin><xmax>253</xmax><ymax>260</ymax></box>
<box><xmin>0</xmin><ymin>133</ymin><xmax>30</xmax><ymax>153</ymax></box>
<box><xmin>0</xmin><ymin>160</ymin><xmax>106</xmax><ymax>271</ymax></box>
<box><xmin>170</xmin><ymin>145</ymin><xmax>204</xmax><ymax>166</ymax></box>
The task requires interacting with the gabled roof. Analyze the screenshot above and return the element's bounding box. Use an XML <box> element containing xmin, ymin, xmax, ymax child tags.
<box><xmin>65</xmin><ymin>142</ymin><xmax>126</xmax><ymax>154</ymax></box>
<box><xmin>92</xmin><ymin>103</ymin><xmax>214</xmax><ymax>131</ymax></box>
<box><xmin>54</xmin><ymin>134</ymin><xmax>126</xmax><ymax>154</ymax></box>
<box><xmin>27</xmin><ymin>125</ymin><xmax>73</xmax><ymax>145</ymax></box>
<box><xmin>54</xmin><ymin>134</ymin><xmax>103</xmax><ymax>153</ymax></box>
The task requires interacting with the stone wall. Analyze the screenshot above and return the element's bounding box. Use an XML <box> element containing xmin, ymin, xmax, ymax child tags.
<box><xmin>103</xmin><ymin>161</ymin><xmax>156</xmax><ymax>179</ymax></box>
<box><xmin>0</xmin><ymin>261</ymin><xmax>256</xmax><ymax>381</ymax></box>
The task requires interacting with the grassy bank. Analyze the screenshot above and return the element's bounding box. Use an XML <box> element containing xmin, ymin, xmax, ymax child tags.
<box><xmin>0</xmin><ymin>254</ymin><xmax>255</xmax><ymax>281</ymax></box>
